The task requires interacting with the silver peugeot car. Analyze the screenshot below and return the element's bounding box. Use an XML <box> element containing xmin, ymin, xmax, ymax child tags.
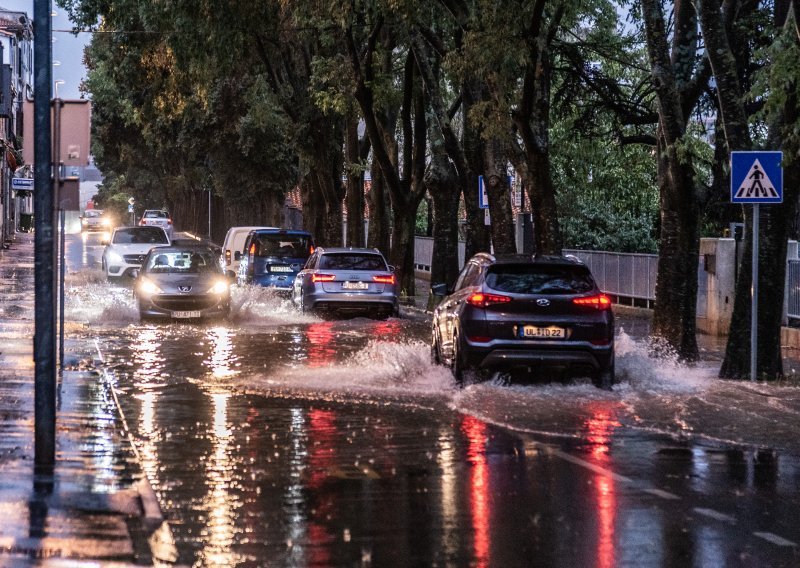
<box><xmin>292</xmin><ymin>247</ymin><xmax>399</xmax><ymax>319</ymax></box>
<box><xmin>133</xmin><ymin>244</ymin><xmax>231</xmax><ymax>321</ymax></box>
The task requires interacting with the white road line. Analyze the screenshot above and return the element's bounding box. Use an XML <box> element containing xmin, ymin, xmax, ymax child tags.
<box><xmin>643</xmin><ymin>488</ymin><xmax>680</xmax><ymax>500</ymax></box>
<box><xmin>694</xmin><ymin>508</ymin><xmax>736</xmax><ymax>523</ymax></box>
<box><xmin>753</xmin><ymin>532</ymin><xmax>798</xmax><ymax>547</ymax></box>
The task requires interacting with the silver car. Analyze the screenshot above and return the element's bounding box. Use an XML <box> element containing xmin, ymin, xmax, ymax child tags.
<box><xmin>139</xmin><ymin>209</ymin><xmax>174</xmax><ymax>238</ymax></box>
<box><xmin>133</xmin><ymin>244</ymin><xmax>231</xmax><ymax>321</ymax></box>
<box><xmin>102</xmin><ymin>226</ymin><xmax>170</xmax><ymax>279</ymax></box>
<box><xmin>292</xmin><ymin>247</ymin><xmax>399</xmax><ymax>319</ymax></box>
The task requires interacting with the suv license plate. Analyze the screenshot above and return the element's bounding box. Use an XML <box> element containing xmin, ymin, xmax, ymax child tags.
<box><xmin>343</xmin><ymin>281</ymin><xmax>369</xmax><ymax>290</ymax></box>
<box><xmin>521</xmin><ymin>325</ymin><xmax>565</xmax><ymax>339</ymax></box>
<box><xmin>173</xmin><ymin>310</ymin><xmax>201</xmax><ymax>319</ymax></box>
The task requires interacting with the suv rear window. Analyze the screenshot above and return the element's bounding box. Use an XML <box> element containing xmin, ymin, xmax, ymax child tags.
<box><xmin>319</xmin><ymin>253</ymin><xmax>387</xmax><ymax>270</ymax></box>
<box><xmin>485</xmin><ymin>264</ymin><xmax>595</xmax><ymax>294</ymax></box>
<box><xmin>252</xmin><ymin>234</ymin><xmax>311</xmax><ymax>259</ymax></box>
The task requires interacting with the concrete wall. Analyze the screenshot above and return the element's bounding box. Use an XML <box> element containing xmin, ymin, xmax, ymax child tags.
<box><xmin>697</xmin><ymin>237</ymin><xmax>798</xmax><ymax>336</ymax></box>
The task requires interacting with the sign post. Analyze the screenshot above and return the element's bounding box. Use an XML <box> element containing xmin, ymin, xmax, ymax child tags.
<box><xmin>731</xmin><ymin>151</ymin><xmax>783</xmax><ymax>381</ymax></box>
<box><xmin>128</xmin><ymin>197</ymin><xmax>135</xmax><ymax>225</ymax></box>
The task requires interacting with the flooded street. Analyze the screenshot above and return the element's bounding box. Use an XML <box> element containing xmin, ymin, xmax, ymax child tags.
<box><xmin>60</xmin><ymin>233</ymin><xmax>800</xmax><ymax>566</ymax></box>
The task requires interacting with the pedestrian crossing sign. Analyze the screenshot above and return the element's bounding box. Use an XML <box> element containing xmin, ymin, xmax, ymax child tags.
<box><xmin>731</xmin><ymin>151</ymin><xmax>783</xmax><ymax>204</ymax></box>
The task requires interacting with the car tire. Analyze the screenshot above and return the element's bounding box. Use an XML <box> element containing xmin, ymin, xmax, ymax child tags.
<box><xmin>593</xmin><ymin>358</ymin><xmax>615</xmax><ymax>391</ymax></box>
<box><xmin>431</xmin><ymin>331</ymin><xmax>442</xmax><ymax>365</ymax></box>
<box><xmin>451</xmin><ymin>333</ymin><xmax>469</xmax><ymax>386</ymax></box>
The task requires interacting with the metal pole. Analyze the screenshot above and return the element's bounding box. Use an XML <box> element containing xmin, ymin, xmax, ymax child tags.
<box><xmin>208</xmin><ymin>189</ymin><xmax>211</xmax><ymax>239</ymax></box>
<box><xmin>33</xmin><ymin>0</ymin><xmax>55</xmax><ymax>471</ymax></box>
<box><xmin>54</xmin><ymin>98</ymin><xmax>63</xmax><ymax>370</ymax></box>
<box><xmin>59</xmin><ymin>209</ymin><xmax>65</xmax><ymax>368</ymax></box>
<box><xmin>751</xmin><ymin>204</ymin><xmax>759</xmax><ymax>381</ymax></box>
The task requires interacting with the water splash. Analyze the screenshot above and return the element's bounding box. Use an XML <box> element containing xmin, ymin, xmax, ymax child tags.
<box><xmin>229</xmin><ymin>285</ymin><xmax>317</xmax><ymax>325</ymax></box>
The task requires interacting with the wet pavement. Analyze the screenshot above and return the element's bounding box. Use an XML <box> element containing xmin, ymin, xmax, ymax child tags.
<box><xmin>0</xmin><ymin>233</ymin><xmax>175</xmax><ymax>565</ymax></box>
<box><xmin>6</xmin><ymin>231</ymin><xmax>800</xmax><ymax>567</ymax></box>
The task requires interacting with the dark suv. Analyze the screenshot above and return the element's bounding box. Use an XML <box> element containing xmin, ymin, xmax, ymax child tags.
<box><xmin>237</xmin><ymin>229</ymin><xmax>315</xmax><ymax>294</ymax></box>
<box><xmin>431</xmin><ymin>253</ymin><xmax>615</xmax><ymax>388</ymax></box>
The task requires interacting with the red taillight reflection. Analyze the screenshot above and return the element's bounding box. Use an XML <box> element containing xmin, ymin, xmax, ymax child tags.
<box><xmin>467</xmin><ymin>336</ymin><xmax>492</xmax><ymax>343</ymax></box>
<box><xmin>573</xmin><ymin>294</ymin><xmax>612</xmax><ymax>310</ymax></box>
<box><xmin>467</xmin><ymin>292</ymin><xmax>512</xmax><ymax>308</ymax></box>
<box><xmin>373</xmin><ymin>274</ymin><xmax>395</xmax><ymax>284</ymax></box>
<box><xmin>312</xmin><ymin>273</ymin><xmax>336</xmax><ymax>283</ymax></box>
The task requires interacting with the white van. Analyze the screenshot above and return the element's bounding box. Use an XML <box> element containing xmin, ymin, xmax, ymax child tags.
<box><xmin>220</xmin><ymin>226</ymin><xmax>278</xmax><ymax>278</ymax></box>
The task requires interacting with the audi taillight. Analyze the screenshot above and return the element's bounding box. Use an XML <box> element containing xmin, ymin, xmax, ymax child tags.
<box><xmin>312</xmin><ymin>273</ymin><xmax>336</xmax><ymax>283</ymax></box>
<box><xmin>466</xmin><ymin>292</ymin><xmax>512</xmax><ymax>308</ymax></box>
<box><xmin>573</xmin><ymin>294</ymin><xmax>612</xmax><ymax>310</ymax></box>
<box><xmin>373</xmin><ymin>274</ymin><xmax>395</xmax><ymax>284</ymax></box>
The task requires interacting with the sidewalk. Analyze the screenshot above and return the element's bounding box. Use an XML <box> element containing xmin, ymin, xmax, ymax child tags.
<box><xmin>0</xmin><ymin>233</ymin><xmax>174</xmax><ymax>565</ymax></box>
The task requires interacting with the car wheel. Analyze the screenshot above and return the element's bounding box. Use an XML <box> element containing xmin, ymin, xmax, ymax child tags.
<box><xmin>431</xmin><ymin>331</ymin><xmax>442</xmax><ymax>365</ymax></box>
<box><xmin>593</xmin><ymin>358</ymin><xmax>615</xmax><ymax>391</ymax></box>
<box><xmin>451</xmin><ymin>333</ymin><xmax>470</xmax><ymax>386</ymax></box>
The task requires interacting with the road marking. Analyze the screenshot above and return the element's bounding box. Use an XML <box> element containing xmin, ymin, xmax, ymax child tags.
<box><xmin>643</xmin><ymin>488</ymin><xmax>680</xmax><ymax>500</ymax></box>
<box><xmin>753</xmin><ymin>532</ymin><xmax>798</xmax><ymax>547</ymax></box>
<box><xmin>694</xmin><ymin>508</ymin><xmax>736</xmax><ymax>523</ymax></box>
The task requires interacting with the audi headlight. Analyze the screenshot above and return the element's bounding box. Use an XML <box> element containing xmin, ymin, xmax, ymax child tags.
<box><xmin>209</xmin><ymin>280</ymin><xmax>230</xmax><ymax>295</ymax></box>
<box><xmin>138</xmin><ymin>278</ymin><xmax>162</xmax><ymax>296</ymax></box>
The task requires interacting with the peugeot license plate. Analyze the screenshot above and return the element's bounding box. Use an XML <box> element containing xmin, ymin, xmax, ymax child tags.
<box><xmin>173</xmin><ymin>310</ymin><xmax>201</xmax><ymax>319</ymax></box>
<box><xmin>521</xmin><ymin>325</ymin><xmax>565</xmax><ymax>339</ymax></box>
<box><xmin>342</xmin><ymin>281</ymin><xmax>369</xmax><ymax>290</ymax></box>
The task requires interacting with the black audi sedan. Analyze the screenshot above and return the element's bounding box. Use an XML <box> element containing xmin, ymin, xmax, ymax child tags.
<box><xmin>133</xmin><ymin>244</ymin><xmax>231</xmax><ymax>321</ymax></box>
<box><xmin>431</xmin><ymin>253</ymin><xmax>615</xmax><ymax>388</ymax></box>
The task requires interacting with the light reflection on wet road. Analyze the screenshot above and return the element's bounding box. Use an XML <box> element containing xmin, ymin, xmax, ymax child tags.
<box><xmin>65</xmin><ymin>232</ymin><xmax>800</xmax><ymax>566</ymax></box>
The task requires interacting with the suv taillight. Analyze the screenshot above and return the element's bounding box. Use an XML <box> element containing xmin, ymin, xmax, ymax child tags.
<box><xmin>466</xmin><ymin>292</ymin><xmax>512</xmax><ymax>308</ymax></box>
<box><xmin>572</xmin><ymin>294</ymin><xmax>612</xmax><ymax>310</ymax></box>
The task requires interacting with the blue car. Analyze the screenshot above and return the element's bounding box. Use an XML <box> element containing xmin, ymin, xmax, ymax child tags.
<box><xmin>237</xmin><ymin>229</ymin><xmax>315</xmax><ymax>293</ymax></box>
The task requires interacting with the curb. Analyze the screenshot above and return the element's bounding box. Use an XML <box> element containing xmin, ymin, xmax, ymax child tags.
<box><xmin>94</xmin><ymin>340</ymin><xmax>180</xmax><ymax>565</ymax></box>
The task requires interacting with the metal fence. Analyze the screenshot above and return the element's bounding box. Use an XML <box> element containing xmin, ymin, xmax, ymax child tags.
<box><xmin>562</xmin><ymin>249</ymin><xmax>658</xmax><ymax>304</ymax></box>
<box><xmin>413</xmin><ymin>238</ymin><xmax>658</xmax><ymax>304</ymax></box>
<box><xmin>788</xmin><ymin>260</ymin><xmax>800</xmax><ymax>321</ymax></box>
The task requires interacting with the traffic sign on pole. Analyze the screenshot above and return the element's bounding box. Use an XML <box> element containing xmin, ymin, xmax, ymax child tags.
<box><xmin>731</xmin><ymin>151</ymin><xmax>783</xmax><ymax>204</ymax></box>
<box><xmin>478</xmin><ymin>176</ymin><xmax>489</xmax><ymax>209</ymax></box>
<box><xmin>730</xmin><ymin>151</ymin><xmax>783</xmax><ymax>382</ymax></box>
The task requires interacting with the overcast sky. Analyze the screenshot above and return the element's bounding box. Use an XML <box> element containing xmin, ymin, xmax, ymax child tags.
<box><xmin>1</xmin><ymin>1</ymin><xmax>89</xmax><ymax>100</ymax></box>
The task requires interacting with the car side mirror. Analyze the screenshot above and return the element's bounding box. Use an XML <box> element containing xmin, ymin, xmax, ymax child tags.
<box><xmin>388</xmin><ymin>265</ymin><xmax>396</xmax><ymax>272</ymax></box>
<box><xmin>234</xmin><ymin>251</ymin><xmax>241</xmax><ymax>261</ymax></box>
<box><xmin>431</xmin><ymin>283</ymin><xmax>448</xmax><ymax>296</ymax></box>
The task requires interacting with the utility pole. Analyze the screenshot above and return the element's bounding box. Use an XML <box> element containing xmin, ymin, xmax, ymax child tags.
<box><xmin>33</xmin><ymin>0</ymin><xmax>55</xmax><ymax>471</ymax></box>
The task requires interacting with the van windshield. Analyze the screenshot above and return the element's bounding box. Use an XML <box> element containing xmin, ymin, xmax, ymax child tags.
<box><xmin>252</xmin><ymin>234</ymin><xmax>311</xmax><ymax>259</ymax></box>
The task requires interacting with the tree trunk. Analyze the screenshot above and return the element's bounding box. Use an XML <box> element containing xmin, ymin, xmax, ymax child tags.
<box><xmin>426</xmin><ymin>150</ymin><xmax>462</xmax><ymax>295</ymax></box>
<box><xmin>641</xmin><ymin>0</ymin><xmax>701</xmax><ymax>361</ymax></box>
<box><xmin>462</xmin><ymin>81</ymin><xmax>490</xmax><ymax>260</ymax></box>
<box><xmin>651</xmin><ymin>135</ymin><xmax>700</xmax><ymax>359</ymax></box>
<box><xmin>389</xmin><ymin>202</ymin><xmax>418</xmax><ymax>299</ymax></box>
<box><xmin>483</xmin><ymin>137</ymin><xmax>516</xmax><ymax>254</ymax></box>
<box><xmin>367</xmin><ymin>162</ymin><xmax>391</xmax><ymax>256</ymax></box>
<box><xmin>345</xmin><ymin>114</ymin><xmax>365</xmax><ymax>247</ymax></box>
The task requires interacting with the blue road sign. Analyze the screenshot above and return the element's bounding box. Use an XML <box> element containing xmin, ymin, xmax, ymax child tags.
<box><xmin>478</xmin><ymin>176</ymin><xmax>489</xmax><ymax>209</ymax></box>
<box><xmin>11</xmin><ymin>177</ymin><xmax>33</xmax><ymax>191</ymax></box>
<box><xmin>731</xmin><ymin>151</ymin><xmax>783</xmax><ymax>204</ymax></box>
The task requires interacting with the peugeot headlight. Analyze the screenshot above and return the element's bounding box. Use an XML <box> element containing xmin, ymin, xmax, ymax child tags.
<box><xmin>209</xmin><ymin>280</ymin><xmax>230</xmax><ymax>295</ymax></box>
<box><xmin>138</xmin><ymin>278</ymin><xmax>162</xmax><ymax>296</ymax></box>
